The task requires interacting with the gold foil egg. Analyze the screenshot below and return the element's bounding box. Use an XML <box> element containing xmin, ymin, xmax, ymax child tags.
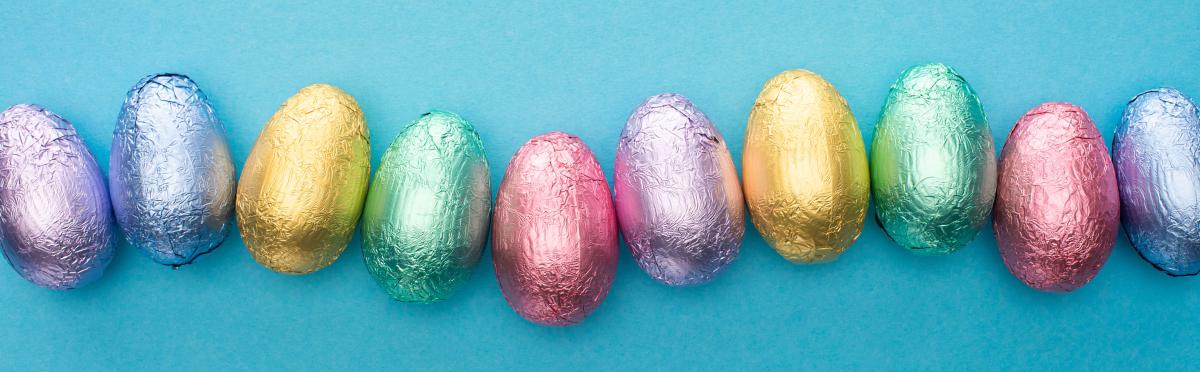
<box><xmin>236</xmin><ymin>84</ymin><xmax>371</xmax><ymax>274</ymax></box>
<box><xmin>742</xmin><ymin>70</ymin><xmax>870</xmax><ymax>263</ymax></box>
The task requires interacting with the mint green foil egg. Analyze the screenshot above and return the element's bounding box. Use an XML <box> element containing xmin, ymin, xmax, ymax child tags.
<box><xmin>361</xmin><ymin>111</ymin><xmax>491</xmax><ymax>303</ymax></box>
<box><xmin>869</xmin><ymin>63</ymin><xmax>996</xmax><ymax>255</ymax></box>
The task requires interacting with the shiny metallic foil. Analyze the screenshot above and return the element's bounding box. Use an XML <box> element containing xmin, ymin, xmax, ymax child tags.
<box><xmin>994</xmin><ymin>103</ymin><xmax>1119</xmax><ymax>292</ymax></box>
<box><xmin>742</xmin><ymin>70</ymin><xmax>870</xmax><ymax>263</ymax></box>
<box><xmin>361</xmin><ymin>111</ymin><xmax>491</xmax><ymax>303</ymax></box>
<box><xmin>236</xmin><ymin>84</ymin><xmax>371</xmax><ymax>274</ymax></box>
<box><xmin>614</xmin><ymin>94</ymin><xmax>743</xmax><ymax>286</ymax></box>
<box><xmin>1113</xmin><ymin>88</ymin><xmax>1200</xmax><ymax>276</ymax></box>
<box><xmin>0</xmin><ymin>104</ymin><xmax>116</xmax><ymax>289</ymax></box>
<box><xmin>870</xmin><ymin>63</ymin><xmax>996</xmax><ymax>255</ymax></box>
<box><xmin>110</xmin><ymin>73</ymin><xmax>236</xmax><ymax>266</ymax></box>
<box><xmin>492</xmin><ymin>132</ymin><xmax>618</xmax><ymax>326</ymax></box>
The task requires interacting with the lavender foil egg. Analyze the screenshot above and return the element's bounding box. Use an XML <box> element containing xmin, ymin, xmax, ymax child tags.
<box><xmin>0</xmin><ymin>104</ymin><xmax>116</xmax><ymax>289</ymax></box>
<box><xmin>994</xmin><ymin>103</ymin><xmax>1119</xmax><ymax>292</ymax></box>
<box><xmin>1113</xmin><ymin>88</ymin><xmax>1200</xmax><ymax>275</ymax></box>
<box><xmin>492</xmin><ymin>132</ymin><xmax>618</xmax><ymax>326</ymax></box>
<box><xmin>614</xmin><ymin>94</ymin><xmax>743</xmax><ymax>286</ymax></box>
<box><xmin>110</xmin><ymin>74</ymin><xmax>236</xmax><ymax>266</ymax></box>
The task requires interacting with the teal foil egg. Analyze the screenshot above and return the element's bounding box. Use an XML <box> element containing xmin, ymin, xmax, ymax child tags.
<box><xmin>869</xmin><ymin>63</ymin><xmax>996</xmax><ymax>255</ymax></box>
<box><xmin>361</xmin><ymin>111</ymin><xmax>491</xmax><ymax>303</ymax></box>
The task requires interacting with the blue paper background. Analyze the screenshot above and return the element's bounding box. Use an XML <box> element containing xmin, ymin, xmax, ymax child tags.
<box><xmin>1</xmin><ymin>1</ymin><xmax>1198</xmax><ymax>370</ymax></box>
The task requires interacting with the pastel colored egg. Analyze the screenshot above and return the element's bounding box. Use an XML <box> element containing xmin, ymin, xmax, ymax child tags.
<box><xmin>870</xmin><ymin>63</ymin><xmax>996</xmax><ymax>255</ymax></box>
<box><xmin>109</xmin><ymin>73</ymin><xmax>236</xmax><ymax>266</ymax></box>
<box><xmin>361</xmin><ymin>111</ymin><xmax>491</xmax><ymax>302</ymax></box>
<box><xmin>994</xmin><ymin>103</ymin><xmax>1119</xmax><ymax>292</ymax></box>
<box><xmin>1113</xmin><ymin>88</ymin><xmax>1200</xmax><ymax>275</ymax></box>
<box><xmin>0</xmin><ymin>104</ymin><xmax>116</xmax><ymax>289</ymax></box>
<box><xmin>492</xmin><ymin>132</ymin><xmax>617</xmax><ymax>326</ymax></box>
<box><xmin>614</xmin><ymin>93</ymin><xmax>743</xmax><ymax>286</ymax></box>
<box><xmin>742</xmin><ymin>69</ymin><xmax>870</xmax><ymax>263</ymax></box>
<box><xmin>236</xmin><ymin>84</ymin><xmax>371</xmax><ymax>274</ymax></box>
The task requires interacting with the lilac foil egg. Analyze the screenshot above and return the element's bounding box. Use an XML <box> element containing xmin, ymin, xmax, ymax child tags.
<box><xmin>614</xmin><ymin>94</ymin><xmax>743</xmax><ymax>286</ymax></box>
<box><xmin>994</xmin><ymin>103</ymin><xmax>1119</xmax><ymax>292</ymax></box>
<box><xmin>492</xmin><ymin>132</ymin><xmax>618</xmax><ymax>326</ymax></box>
<box><xmin>1113</xmin><ymin>88</ymin><xmax>1200</xmax><ymax>276</ymax></box>
<box><xmin>0</xmin><ymin>104</ymin><xmax>116</xmax><ymax>289</ymax></box>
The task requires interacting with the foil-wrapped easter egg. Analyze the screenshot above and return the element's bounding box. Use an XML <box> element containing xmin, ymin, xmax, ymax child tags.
<box><xmin>109</xmin><ymin>73</ymin><xmax>236</xmax><ymax>266</ymax></box>
<box><xmin>361</xmin><ymin>111</ymin><xmax>491</xmax><ymax>302</ymax></box>
<box><xmin>0</xmin><ymin>104</ymin><xmax>116</xmax><ymax>289</ymax></box>
<box><xmin>492</xmin><ymin>132</ymin><xmax>618</xmax><ymax>326</ymax></box>
<box><xmin>1113</xmin><ymin>88</ymin><xmax>1200</xmax><ymax>276</ymax></box>
<box><xmin>614</xmin><ymin>94</ymin><xmax>743</xmax><ymax>286</ymax></box>
<box><xmin>870</xmin><ymin>63</ymin><xmax>996</xmax><ymax>255</ymax></box>
<box><xmin>236</xmin><ymin>84</ymin><xmax>371</xmax><ymax>274</ymax></box>
<box><xmin>994</xmin><ymin>103</ymin><xmax>1119</xmax><ymax>292</ymax></box>
<box><xmin>742</xmin><ymin>69</ymin><xmax>870</xmax><ymax>263</ymax></box>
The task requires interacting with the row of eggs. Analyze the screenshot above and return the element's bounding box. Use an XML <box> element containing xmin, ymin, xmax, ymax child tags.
<box><xmin>0</xmin><ymin>65</ymin><xmax>1196</xmax><ymax>325</ymax></box>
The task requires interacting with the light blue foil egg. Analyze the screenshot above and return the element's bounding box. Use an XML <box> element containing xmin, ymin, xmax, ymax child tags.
<box><xmin>109</xmin><ymin>73</ymin><xmax>236</xmax><ymax>266</ymax></box>
<box><xmin>1113</xmin><ymin>88</ymin><xmax>1200</xmax><ymax>276</ymax></box>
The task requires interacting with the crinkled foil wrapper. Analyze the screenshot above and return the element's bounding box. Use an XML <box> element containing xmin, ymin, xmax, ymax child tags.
<box><xmin>492</xmin><ymin>132</ymin><xmax>617</xmax><ymax>326</ymax></box>
<box><xmin>870</xmin><ymin>63</ymin><xmax>996</xmax><ymax>255</ymax></box>
<box><xmin>110</xmin><ymin>73</ymin><xmax>236</xmax><ymax>266</ymax></box>
<box><xmin>614</xmin><ymin>94</ymin><xmax>743</xmax><ymax>286</ymax></box>
<box><xmin>742</xmin><ymin>70</ymin><xmax>870</xmax><ymax>263</ymax></box>
<box><xmin>994</xmin><ymin>103</ymin><xmax>1119</xmax><ymax>292</ymax></box>
<box><xmin>236</xmin><ymin>84</ymin><xmax>371</xmax><ymax>274</ymax></box>
<box><xmin>1114</xmin><ymin>88</ymin><xmax>1200</xmax><ymax>276</ymax></box>
<box><xmin>361</xmin><ymin>111</ymin><xmax>491</xmax><ymax>302</ymax></box>
<box><xmin>0</xmin><ymin>104</ymin><xmax>116</xmax><ymax>289</ymax></box>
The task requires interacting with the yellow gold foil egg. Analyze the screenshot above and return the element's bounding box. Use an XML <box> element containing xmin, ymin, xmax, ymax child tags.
<box><xmin>742</xmin><ymin>70</ymin><xmax>870</xmax><ymax>263</ymax></box>
<box><xmin>236</xmin><ymin>84</ymin><xmax>371</xmax><ymax>274</ymax></box>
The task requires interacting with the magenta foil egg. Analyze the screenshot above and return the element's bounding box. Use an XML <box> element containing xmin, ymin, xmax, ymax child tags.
<box><xmin>614</xmin><ymin>94</ymin><xmax>743</xmax><ymax>286</ymax></box>
<box><xmin>994</xmin><ymin>103</ymin><xmax>1119</xmax><ymax>292</ymax></box>
<box><xmin>492</xmin><ymin>132</ymin><xmax>618</xmax><ymax>326</ymax></box>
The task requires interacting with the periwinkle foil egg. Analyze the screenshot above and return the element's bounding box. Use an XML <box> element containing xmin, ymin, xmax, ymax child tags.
<box><xmin>361</xmin><ymin>111</ymin><xmax>491</xmax><ymax>303</ymax></box>
<box><xmin>109</xmin><ymin>73</ymin><xmax>235</xmax><ymax>266</ymax></box>
<box><xmin>614</xmin><ymin>94</ymin><xmax>743</xmax><ymax>286</ymax></box>
<box><xmin>237</xmin><ymin>84</ymin><xmax>371</xmax><ymax>274</ymax></box>
<box><xmin>0</xmin><ymin>104</ymin><xmax>116</xmax><ymax>289</ymax></box>
<box><xmin>994</xmin><ymin>103</ymin><xmax>1119</xmax><ymax>292</ymax></box>
<box><xmin>492</xmin><ymin>132</ymin><xmax>618</xmax><ymax>326</ymax></box>
<box><xmin>870</xmin><ymin>63</ymin><xmax>996</xmax><ymax>255</ymax></box>
<box><xmin>1113</xmin><ymin>88</ymin><xmax>1200</xmax><ymax>276</ymax></box>
<box><xmin>742</xmin><ymin>69</ymin><xmax>870</xmax><ymax>263</ymax></box>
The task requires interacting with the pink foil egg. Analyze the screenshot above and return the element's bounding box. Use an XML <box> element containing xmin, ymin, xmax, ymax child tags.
<box><xmin>994</xmin><ymin>103</ymin><xmax>1119</xmax><ymax>292</ymax></box>
<box><xmin>492</xmin><ymin>131</ymin><xmax>618</xmax><ymax>326</ymax></box>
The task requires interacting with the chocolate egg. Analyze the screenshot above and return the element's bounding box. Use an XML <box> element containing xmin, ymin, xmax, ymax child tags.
<box><xmin>109</xmin><ymin>73</ymin><xmax>236</xmax><ymax>266</ymax></box>
<box><xmin>0</xmin><ymin>104</ymin><xmax>116</xmax><ymax>289</ymax></box>
<box><xmin>994</xmin><ymin>103</ymin><xmax>1119</xmax><ymax>292</ymax></box>
<box><xmin>236</xmin><ymin>84</ymin><xmax>371</xmax><ymax>274</ymax></box>
<box><xmin>361</xmin><ymin>111</ymin><xmax>491</xmax><ymax>302</ymax></box>
<box><xmin>870</xmin><ymin>63</ymin><xmax>996</xmax><ymax>255</ymax></box>
<box><xmin>742</xmin><ymin>69</ymin><xmax>870</xmax><ymax>263</ymax></box>
<box><xmin>492</xmin><ymin>132</ymin><xmax>617</xmax><ymax>326</ymax></box>
<box><xmin>1113</xmin><ymin>88</ymin><xmax>1200</xmax><ymax>275</ymax></box>
<box><xmin>614</xmin><ymin>94</ymin><xmax>743</xmax><ymax>286</ymax></box>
